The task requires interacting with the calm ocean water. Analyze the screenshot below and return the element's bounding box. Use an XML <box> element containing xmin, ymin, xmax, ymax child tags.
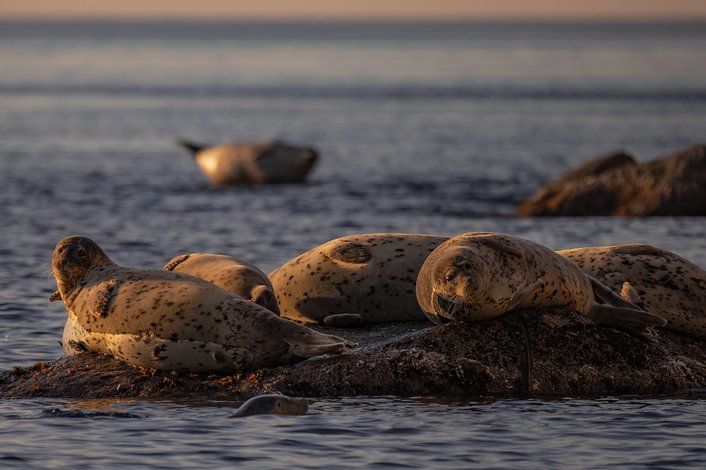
<box><xmin>1</xmin><ymin>20</ymin><xmax>706</xmax><ymax>468</ymax></box>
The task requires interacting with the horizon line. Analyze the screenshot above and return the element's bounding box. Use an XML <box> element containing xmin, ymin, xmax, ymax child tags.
<box><xmin>3</xmin><ymin>15</ymin><xmax>706</xmax><ymax>22</ymax></box>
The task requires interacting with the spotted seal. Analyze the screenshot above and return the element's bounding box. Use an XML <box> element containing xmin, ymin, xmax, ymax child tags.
<box><xmin>176</xmin><ymin>138</ymin><xmax>318</xmax><ymax>186</ymax></box>
<box><xmin>268</xmin><ymin>233</ymin><xmax>449</xmax><ymax>326</ymax></box>
<box><xmin>230</xmin><ymin>394</ymin><xmax>309</xmax><ymax>418</ymax></box>
<box><xmin>558</xmin><ymin>244</ymin><xmax>706</xmax><ymax>339</ymax></box>
<box><xmin>416</xmin><ymin>232</ymin><xmax>666</xmax><ymax>333</ymax></box>
<box><xmin>163</xmin><ymin>253</ymin><xmax>279</xmax><ymax>314</ymax></box>
<box><xmin>50</xmin><ymin>236</ymin><xmax>355</xmax><ymax>372</ymax></box>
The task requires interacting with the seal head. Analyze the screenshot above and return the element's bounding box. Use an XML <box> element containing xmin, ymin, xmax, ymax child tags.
<box><xmin>52</xmin><ymin>236</ymin><xmax>113</xmax><ymax>301</ymax></box>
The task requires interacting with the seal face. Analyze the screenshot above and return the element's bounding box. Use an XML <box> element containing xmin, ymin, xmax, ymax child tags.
<box><xmin>51</xmin><ymin>236</ymin><xmax>355</xmax><ymax>372</ymax></box>
<box><xmin>268</xmin><ymin>234</ymin><xmax>449</xmax><ymax>326</ymax></box>
<box><xmin>416</xmin><ymin>232</ymin><xmax>666</xmax><ymax>333</ymax></box>
<box><xmin>177</xmin><ymin>139</ymin><xmax>318</xmax><ymax>186</ymax></box>
<box><xmin>230</xmin><ymin>394</ymin><xmax>309</xmax><ymax>418</ymax></box>
<box><xmin>559</xmin><ymin>244</ymin><xmax>706</xmax><ymax>339</ymax></box>
<box><xmin>163</xmin><ymin>253</ymin><xmax>279</xmax><ymax>314</ymax></box>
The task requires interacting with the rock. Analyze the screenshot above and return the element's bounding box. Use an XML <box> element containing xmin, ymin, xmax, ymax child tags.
<box><xmin>517</xmin><ymin>145</ymin><xmax>706</xmax><ymax>216</ymax></box>
<box><xmin>3</xmin><ymin>309</ymin><xmax>706</xmax><ymax>399</ymax></box>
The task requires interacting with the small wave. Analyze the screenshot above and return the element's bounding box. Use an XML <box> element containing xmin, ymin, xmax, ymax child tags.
<box><xmin>41</xmin><ymin>408</ymin><xmax>142</xmax><ymax>419</ymax></box>
<box><xmin>2</xmin><ymin>83</ymin><xmax>706</xmax><ymax>103</ymax></box>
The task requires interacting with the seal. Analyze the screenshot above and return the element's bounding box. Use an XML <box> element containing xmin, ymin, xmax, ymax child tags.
<box><xmin>416</xmin><ymin>232</ymin><xmax>666</xmax><ymax>333</ymax></box>
<box><xmin>230</xmin><ymin>394</ymin><xmax>309</xmax><ymax>418</ymax></box>
<box><xmin>50</xmin><ymin>236</ymin><xmax>355</xmax><ymax>372</ymax></box>
<box><xmin>163</xmin><ymin>253</ymin><xmax>279</xmax><ymax>314</ymax></box>
<box><xmin>268</xmin><ymin>233</ymin><xmax>449</xmax><ymax>326</ymax></box>
<box><xmin>176</xmin><ymin>138</ymin><xmax>318</xmax><ymax>186</ymax></box>
<box><xmin>558</xmin><ymin>244</ymin><xmax>706</xmax><ymax>339</ymax></box>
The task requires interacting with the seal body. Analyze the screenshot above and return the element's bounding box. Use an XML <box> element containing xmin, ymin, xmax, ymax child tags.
<box><xmin>177</xmin><ymin>139</ymin><xmax>318</xmax><ymax>186</ymax></box>
<box><xmin>559</xmin><ymin>244</ymin><xmax>706</xmax><ymax>339</ymax></box>
<box><xmin>163</xmin><ymin>253</ymin><xmax>279</xmax><ymax>314</ymax></box>
<box><xmin>416</xmin><ymin>232</ymin><xmax>666</xmax><ymax>332</ymax></box>
<box><xmin>269</xmin><ymin>234</ymin><xmax>449</xmax><ymax>325</ymax></box>
<box><xmin>230</xmin><ymin>394</ymin><xmax>308</xmax><ymax>418</ymax></box>
<box><xmin>51</xmin><ymin>236</ymin><xmax>354</xmax><ymax>372</ymax></box>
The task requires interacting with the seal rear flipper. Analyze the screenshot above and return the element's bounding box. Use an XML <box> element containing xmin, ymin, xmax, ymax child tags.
<box><xmin>620</xmin><ymin>281</ymin><xmax>644</xmax><ymax>307</ymax></box>
<box><xmin>322</xmin><ymin>313</ymin><xmax>364</xmax><ymax>327</ymax></box>
<box><xmin>587</xmin><ymin>304</ymin><xmax>667</xmax><ymax>331</ymax></box>
<box><xmin>589</xmin><ymin>276</ymin><xmax>644</xmax><ymax>310</ymax></box>
<box><xmin>175</xmin><ymin>138</ymin><xmax>206</xmax><ymax>156</ymax></box>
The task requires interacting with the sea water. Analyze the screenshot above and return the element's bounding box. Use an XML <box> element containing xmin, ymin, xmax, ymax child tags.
<box><xmin>1</xmin><ymin>20</ymin><xmax>706</xmax><ymax>468</ymax></box>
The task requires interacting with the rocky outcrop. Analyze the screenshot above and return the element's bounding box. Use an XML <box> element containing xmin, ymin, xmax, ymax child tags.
<box><xmin>517</xmin><ymin>145</ymin><xmax>706</xmax><ymax>216</ymax></box>
<box><xmin>3</xmin><ymin>309</ymin><xmax>706</xmax><ymax>399</ymax></box>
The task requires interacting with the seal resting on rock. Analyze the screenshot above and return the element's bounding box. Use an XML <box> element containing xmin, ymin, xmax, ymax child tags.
<box><xmin>559</xmin><ymin>244</ymin><xmax>706</xmax><ymax>339</ymax></box>
<box><xmin>416</xmin><ymin>232</ymin><xmax>666</xmax><ymax>333</ymax></box>
<box><xmin>230</xmin><ymin>394</ymin><xmax>308</xmax><ymax>418</ymax></box>
<box><xmin>268</xmin><ymin>234</ymin><xmax>449</xmax><ymax>326</ymax></box>
<box><xmin>176</xmin><ymin>138</ymin><xmax>318</xmax><ymax>186</ymax></box>
<box><xmin>163</xmin><ymin>253</ymin><xmax>279</xmax><ymax>314</ymax></box>
<box><xmin>50</xmin><ymin>236</ymin><xmax>355</xmax><ymax>372</ymax></box>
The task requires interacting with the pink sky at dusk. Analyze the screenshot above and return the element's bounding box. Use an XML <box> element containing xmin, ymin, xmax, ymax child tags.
<box><xmin>2</xmin><ymin>0</ymin><xmax>706</xmax><ymax>20</ymax></box>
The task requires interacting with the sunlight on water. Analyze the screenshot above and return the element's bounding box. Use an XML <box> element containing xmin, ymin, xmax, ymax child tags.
<box><xmin>1</xmin><ymin>20</ymin><xmax>706</xmax><ymax>468</ymax></box>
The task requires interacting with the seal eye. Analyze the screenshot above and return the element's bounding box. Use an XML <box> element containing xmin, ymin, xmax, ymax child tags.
<box><xmin>76</xmin><ymin>248</ymin><xmax>88</xmax><ymax>259</ymax></box>
<box><xmin>444</xmin><ymin>270</ymin><xmax>457</xmax><ymax>282</ymax></box>
<box><xmin>459</xmin><ymin>261</ymin><xmax>473</xmax><ymax>272</ymax></box>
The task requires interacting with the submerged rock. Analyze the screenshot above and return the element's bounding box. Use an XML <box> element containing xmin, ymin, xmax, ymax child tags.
<box><xmin>517</xmin><ymin>145</ymin><xmax>706</xmax><ymax>216</ymax></box>
<box><xmin>3</xmin><ymin>309</ymin><xmax>706</xmax><ymax>399</ymax></box>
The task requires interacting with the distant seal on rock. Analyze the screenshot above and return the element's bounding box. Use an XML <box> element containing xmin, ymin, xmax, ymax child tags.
<box><xmin>176</xmin><ymin>138</ymin><xmax>318</xmax><ymax>186</ymax></box>
<box><xmin>268</xmin><ymin>234</ymin><xmax>449</xmax><ymax>326</ymax></box>
<box><xmin>416</xmin><ymin>232</ymin><xmax>666</xmax><ymax>333</ymax></box>
<box><xmin>50</xmin><ymin>236</ymin><xmax>355</xmax><ymax>372</ymax></box>
<box><xmin>558</xmin><ymin>244</ymin><xmax>706</xmax><ymax>339</ymax></box>
<box><xmin>163</xmin><ymin>253</ymin><xmax>279</xmax><ymax>314</ymax></box>
<box><xmin>230</xmin><ymin>394</ymin><xmax>309</xmax><ymax>418</ymax></box>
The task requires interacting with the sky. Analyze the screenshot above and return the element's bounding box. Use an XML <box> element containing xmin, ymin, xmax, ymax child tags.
<box><xmin>2</xmin><ymin>0</ymin><xmax>706</xmax><ymax>20</ymax></box>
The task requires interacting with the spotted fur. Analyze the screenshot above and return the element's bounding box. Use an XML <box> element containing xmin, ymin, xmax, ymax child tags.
<box><xmin>52</xmin><ymin>236</ymin><xmax>354</xmax><ymax>372</ymax></box>
<box><xmin>163</xmin><ymin>253</ymin><xmax>279</xmax><ymax>314</ymax></box>
<box><xmin>416</xmin><ymin>232</ymin><xmax>666</xmax><ymax>333</ymax></box>
<box><xmin>559</xmin><ymin>244</ymin><xmax>706</xmax><ymax>339</ymax></box>
<box><xmin>268</xmin><ymin>233</ymin><xmax>449</xmax><ymax>325</ymax></box>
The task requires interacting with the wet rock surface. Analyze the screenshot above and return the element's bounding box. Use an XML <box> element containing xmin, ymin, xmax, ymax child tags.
<box><xmin>3</xmin><ymin>309</ymin><xmax>706</xmax><ymax>399</ymax></box>
<box><xmin>517</xmin><ymin>145</ymin><xmax>706</xmax><ymax>216</ymax></box>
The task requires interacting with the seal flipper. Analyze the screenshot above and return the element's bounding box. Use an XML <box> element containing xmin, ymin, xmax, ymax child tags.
<box><xmin>507</xmin><ymin>279</ymin><xmax>544</xmax><ymax>311</ymax></box>
<box><xmin>175</xmin><ymin>138</ymin><xmax>206</xmax><ymax>156</ymax></box>
<box><xmin>587</xmin><ymin>304</ymin><xmax>666</xmax><ymax>336</ymax></box>
<box><xmin>278</xmin><ymin>320</ymin><xmax>356</xmax><ymax>358</ymax></box>
<box><xmin>49</xmin><ymin>290</ymin><xmax>62</xmax><ymax>302</ymax></box>
<box><xmin>620</xmin><ymin>281</ymin><xmax>644</xmax><ymax>307</ymax></box>
<box><xmin>163</xmin><ymin>254</ymin><xmax>190</xmax><ymax>271</ymax></box>
<box><xmin>610</xmin><ymin>244</ymin><xmax>671</xmax><ymax>258</ymax></box>
<box><xmin>474</xmin><ymin>234</ymin><xmax>525</xmax><ymax>258</ymax></box>
<box><xmin>589</xmin><ymin>276</ymin><xmax>644</xmax><ymax>310</ymax></box>
<box><xmin>324</xmin><ymin>241</ymin><xmax>372</xmax><ymax>264</ymax></box>
<box><xmin>94</xmin><ymin>278</ymin><xmax>121</xmax><ymax>317</ymax></box>
<box><xmin>322</xmin><ymin>313</ymin><xmax>364</xmax><ymax>327</ymax></box>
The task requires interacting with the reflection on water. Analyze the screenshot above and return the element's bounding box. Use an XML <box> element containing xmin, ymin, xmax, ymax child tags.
<box><xmin>2</xmin><ymin>396</ymin><xmax>706</xmax><ymax>468</ymax></box>
<box><xmin>1</xmin><ymin>20</ymin><xmax>706</xmax><ymax>468</ymax></box>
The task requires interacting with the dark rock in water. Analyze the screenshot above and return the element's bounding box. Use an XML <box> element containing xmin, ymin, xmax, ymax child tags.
<box><xmin>517</xmin><ymin>145</ymin><xmax>706</xmax><ymax>216</ymax></box>
<box><xmin>2</xmin><ymin>310</ymin><xmax>706</xmax><ymax>399</ymax></box>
